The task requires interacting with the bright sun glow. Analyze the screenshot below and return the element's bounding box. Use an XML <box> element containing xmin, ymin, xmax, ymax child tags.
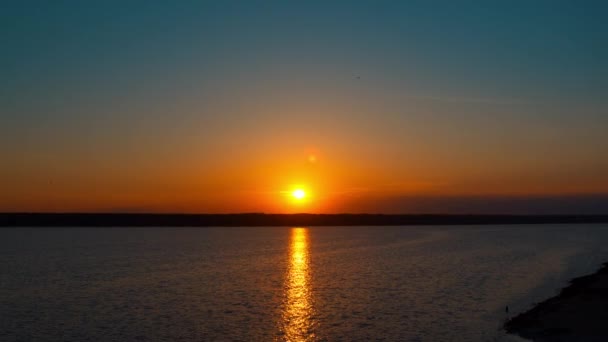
<box><xmin>292</xmin><ymin>189</ymin><xmax>306</xmax><ymax>200</ymax></box>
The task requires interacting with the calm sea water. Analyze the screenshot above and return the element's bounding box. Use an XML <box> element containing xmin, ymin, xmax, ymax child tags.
<box><xmin>2</xmin><ymin>225</ymin><xmax>608</xmax><ymax>341</ymax></box>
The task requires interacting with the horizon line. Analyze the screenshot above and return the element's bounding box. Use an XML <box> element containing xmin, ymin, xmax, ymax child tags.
<box><xmin>3</xmin><ymin>212</ymin><xmax>608</xmax><ymax>216</ymax></box>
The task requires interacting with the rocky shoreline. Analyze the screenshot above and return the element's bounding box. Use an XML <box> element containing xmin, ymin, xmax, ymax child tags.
<box><xmin>505</xmin><ymin>263</ymin><xmax>608</xmax><ymax>341</ymax></box>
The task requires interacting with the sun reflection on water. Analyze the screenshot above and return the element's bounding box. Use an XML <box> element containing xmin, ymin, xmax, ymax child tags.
<box><xmin>281</xmin><ymin>227</ymin><xmax>315</xmax><ymax>341</ymax></box>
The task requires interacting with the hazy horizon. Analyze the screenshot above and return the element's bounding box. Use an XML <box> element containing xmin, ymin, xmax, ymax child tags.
<box><xmin>2</xmin><ymin>193</ymin><xmax>608</xmax><ymax>215</ymax></box>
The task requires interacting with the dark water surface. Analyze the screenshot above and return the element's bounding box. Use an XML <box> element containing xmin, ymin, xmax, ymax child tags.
<box><xmin>2</xmin><ymin>225</ymin><xmax>608</xmax><ymax>341</ymax></box>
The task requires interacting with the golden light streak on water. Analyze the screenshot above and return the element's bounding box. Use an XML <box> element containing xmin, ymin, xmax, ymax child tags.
<box><xmin>281</xmin><ymin>227</ymin><xmax>315</xmax><ymax>341</ymax></box>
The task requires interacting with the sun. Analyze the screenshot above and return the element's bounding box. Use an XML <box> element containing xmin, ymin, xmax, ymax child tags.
<box><xmin>292</xmin><ymin>189</ymin><xmax>306</xmax><ymax>200</ymax></box>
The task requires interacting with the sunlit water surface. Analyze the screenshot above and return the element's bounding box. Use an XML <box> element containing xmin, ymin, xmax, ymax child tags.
<box><xmin>2</xmin><ymin>225</ymin><xmax>608</xmax><ymax>341</ymax></box>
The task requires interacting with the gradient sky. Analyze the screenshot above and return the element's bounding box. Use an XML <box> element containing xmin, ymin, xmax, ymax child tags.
<box><xmin>1</xmin><ymin>1</ymin><xmax>607</xmax><ymax>213</ymax></box>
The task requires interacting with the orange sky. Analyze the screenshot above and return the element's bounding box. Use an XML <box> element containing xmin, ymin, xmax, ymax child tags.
<box><xmin>2</xmin><ymin>135</ymin><xmax>607</xmax><ymax>213</ymax></box>
<box><xmin>2</xmin><ymin>2</ymin><xmax>607</xmax><ymax>213</ymax></box>
<box><xmin>2</xmin><ymin>99</ymin><xmax>607</xmax><ymax>213</ymax></box>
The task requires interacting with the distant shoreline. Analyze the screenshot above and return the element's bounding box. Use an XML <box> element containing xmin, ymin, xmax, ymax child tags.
<box><xmin>1</xmin><ymin>213</ymin><xmax>608</xmax><ymax>227</ymax></box>
<box><xmin>505</xmin><ymin>262</ymin><xmax>608</xmax><ymax>341</ymax></box>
